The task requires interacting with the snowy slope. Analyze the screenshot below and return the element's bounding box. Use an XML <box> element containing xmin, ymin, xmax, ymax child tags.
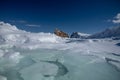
<box><xmin>0</xmin><ymin>22</ymin><xmax>120</xmax><ymax>59</ymax></box>
<box><xmin>89</xmin><ymin>26</ymin><xmax>120</xmax><ymax>38</ymax></box>
<box><xmin>0</xmin><ymin>22</ymin><xmax>64</xmax><ymax>44</ymax></box>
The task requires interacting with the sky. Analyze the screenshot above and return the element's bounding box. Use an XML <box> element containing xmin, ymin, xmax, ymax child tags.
<box><xmin>0</xmin><ymin>0</ymin><xmax>120</xmax><ymax>34</ymax></box>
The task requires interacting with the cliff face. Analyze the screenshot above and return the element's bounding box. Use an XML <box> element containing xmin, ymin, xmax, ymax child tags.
<box><xmin>70</xmin><ymin>32</ymin><xmax>80</xmax><ymax>38</ymax></box>
<box><xmin>70</xmin><ymin>32</ymin><xmax>90</xmax><ymax>38</ymax></box>
<box><xmin>54</xmin><ymin>29</ymin><xmax>69</xmax><ymax>38</ymax></box>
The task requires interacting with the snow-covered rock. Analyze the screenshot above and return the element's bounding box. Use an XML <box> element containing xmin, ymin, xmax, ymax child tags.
<box><xmin>70</xmin><ymin>32</ymin><xmax>90</xmax><ymax>38</ymax></box>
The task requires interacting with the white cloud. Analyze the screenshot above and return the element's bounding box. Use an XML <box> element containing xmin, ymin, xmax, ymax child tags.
<box><xmin>112</xmin><ymin>13</ymin><xmax>120</xmax><ymax>24</ymax></box>
<box><xmin>9</xmin><ymin>20</ymin><xmax>41</xmax><ymax>27</ymax></box>
<box><xmin>26</xmin><ymin>24</ymin><xmax>41</xmax><ymax>27</ymax></box>
<box><xmin>9</xmin><ymin>20</ymin><xmax>27</xmax><ymax>23</ymax></box>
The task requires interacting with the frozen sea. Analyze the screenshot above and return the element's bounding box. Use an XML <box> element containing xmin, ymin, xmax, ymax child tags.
<box><xmin>0</xmin><ymin>22</ymin><xmax>120</xmax><ymax>80</ymax></box>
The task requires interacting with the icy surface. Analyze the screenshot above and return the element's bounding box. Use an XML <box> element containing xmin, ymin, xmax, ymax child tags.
<box><xmin>0</xmin><ymin>22</ymin><xmax>120</xmax><ymax>80</ymax></box>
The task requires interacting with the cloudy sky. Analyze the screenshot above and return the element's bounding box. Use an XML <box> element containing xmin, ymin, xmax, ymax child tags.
<box><xmin>0</xmin><ymin>0</ymin><xmax>120</xmax><ymax>34</ymax></box>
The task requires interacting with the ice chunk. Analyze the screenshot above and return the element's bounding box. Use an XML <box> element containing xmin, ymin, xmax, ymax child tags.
<box><xmin>0</xmin><ymin>75</ymin><xmax>7</xmax><ymax>80</ymax></box>
<box><xmin>20</xmin><ymin>62</ymin><xmax>58</xmax><ymax>80</ymax></box>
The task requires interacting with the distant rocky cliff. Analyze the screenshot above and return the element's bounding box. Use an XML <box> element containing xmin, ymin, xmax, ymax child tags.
<box><xmin>70</xmin><ymin>32</ymin><xmax>90</xmax><ymax>38</ymax></box>
<box><xmin>54</xmin><ymin>29</ymin><xmax>69</xmax><ymax>38</ymax></box>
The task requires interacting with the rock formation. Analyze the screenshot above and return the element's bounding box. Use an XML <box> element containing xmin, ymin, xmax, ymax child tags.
<box><xmin>54</xmin><ymin>28</ymin><xmax>69</xmax><ymax>38</ymax></box>
<box><xmin>70</xmin><ymin>32</ymin><xmax>80</xmax><ymax>38</ymax></box>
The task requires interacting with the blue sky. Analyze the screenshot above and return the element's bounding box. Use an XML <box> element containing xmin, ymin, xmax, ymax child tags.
<box><xmin>0</xmin><ymin>0</ymin><xmax>120</xmax><ymax>34</ymax></box>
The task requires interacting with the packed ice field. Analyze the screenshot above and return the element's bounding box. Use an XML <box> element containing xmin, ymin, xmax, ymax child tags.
<box><xmin>0</xmin><ymin>22</ymin><xmax>120</xmax><ymax>80</ymax></box>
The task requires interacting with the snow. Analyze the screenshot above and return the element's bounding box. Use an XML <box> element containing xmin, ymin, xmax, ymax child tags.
<box><xmin>0</xmin><ymin>22</ymin><xmax>63</xmax><ymax>44</ymax></box>
<box><xmin>0</xmin><ymin>22</ymin><xmax>120</xmax><ymax>80</ymax></box>
<box><xmin>70</xmin><ymin>32</ymin><xmax>90</xmax><ymax>38</ymax></box>
<box><xmin>78</xmin><ymin>32</ymin><xmax>90</xmax><ymax>36</ymax></box>
<box><xmin>89</xmin><ymin>26</ymin><xmax>120</xmax><ymax>38</ymax></box>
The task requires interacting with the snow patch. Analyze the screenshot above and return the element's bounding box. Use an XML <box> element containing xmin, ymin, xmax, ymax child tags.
<box><xmin>78</xmin><ymin>32</ymin><xmax>90</xmax><ymax>36</ymax></box>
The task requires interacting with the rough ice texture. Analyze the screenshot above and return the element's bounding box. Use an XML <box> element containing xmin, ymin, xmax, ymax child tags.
<box><xmin>0</xmin><ymin>22</ymin><xmax>120</xmax><ymax>80</ymax></box>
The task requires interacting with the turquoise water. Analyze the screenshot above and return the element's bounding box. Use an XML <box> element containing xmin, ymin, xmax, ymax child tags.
<box><xmin>0</xmin><ymin>49</ymin><xmax>120</xmax><ymax>80</ymax></box>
